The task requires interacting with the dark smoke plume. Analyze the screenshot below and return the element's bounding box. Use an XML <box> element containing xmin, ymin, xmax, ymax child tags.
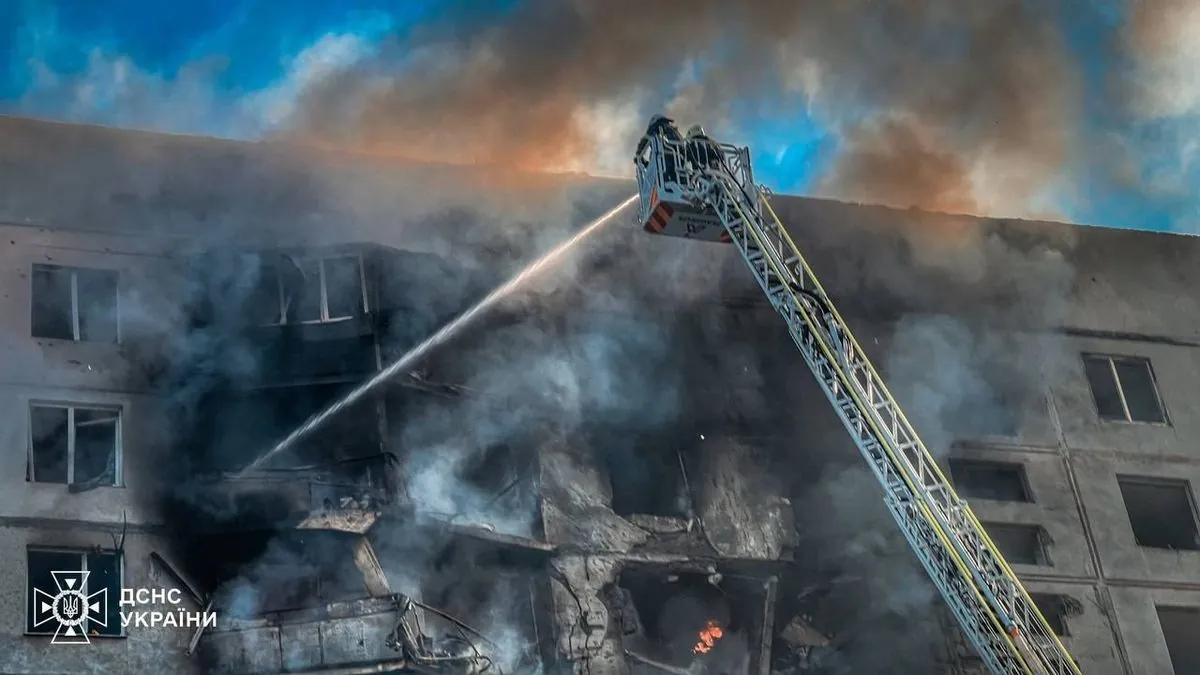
<box><xmin>290</xmin><ymin>1</ymin><xmax>1085</xmax><ymax>218</ymax></box>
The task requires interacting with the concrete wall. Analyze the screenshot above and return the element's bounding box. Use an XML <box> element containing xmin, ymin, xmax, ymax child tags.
<box><xmin>0</xmin><ymin>222</ymin><xmax>179</xmax><ymax>522</ymax></box>
<box><xmin>0</xmin><ymin>221</ymin><xmax>198</xmax><ymax>673</ymax></box>
<box><xmin>929</xmin><ymin>326</ymin><xmax>1200</xmax><ymax>673</ymax></box>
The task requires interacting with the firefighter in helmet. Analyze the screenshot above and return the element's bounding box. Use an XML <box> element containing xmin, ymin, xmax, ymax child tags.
<box><xmin>635</xmin><ymin>114</ymin><xmax>683</xmax><ymax>185</ymax></box>
<box><xmin>685</xmin><ymin>124</ymin><xmax>723</xmax><ymax>171</ymax></box>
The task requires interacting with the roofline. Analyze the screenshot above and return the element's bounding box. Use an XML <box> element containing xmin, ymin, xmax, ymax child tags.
<box><xmin>2</xmin><ymin>113</ymin><xmax>1193</xmax><ymax>238</ymax></box>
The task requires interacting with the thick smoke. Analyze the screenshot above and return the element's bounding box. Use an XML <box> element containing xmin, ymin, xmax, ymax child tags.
<box><xmin>82</xmin><ymin>117</ymin><xmax>736</xmax><ymax>671</ymax></box>
<box><xmin>395</xmin><ymin>283</ymin><xmax>686</xmax><ymax>538</ymax></box>
<box><xmin>14</xmin><ymin>1</ymin><xmax>1200</xmax><ymax>223</ymax></box>
<box><xmin>882</xmin><ymin>220</ymin><xmax>1077</xmax><ymax>457</ymax></box>
<box><xmin>282</xmin><ymin>0</ymin><xmax>1200</xmax><ymax>227</ymax></box>
<box><xmin>1122</xmin><ymin>0</ymin><xmax>1200</xmax><ymax>119</ymax></box>
<box><xmin>282</xmin><ymin>1</ymin><xmax>1077</xmax><ymax>218</ymax></box>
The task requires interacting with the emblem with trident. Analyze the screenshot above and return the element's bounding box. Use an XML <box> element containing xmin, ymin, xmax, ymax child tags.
<box><xmin>31</xmin><ymin>570</ymin><xmax>108</xmax><ymax>645</ymax></box>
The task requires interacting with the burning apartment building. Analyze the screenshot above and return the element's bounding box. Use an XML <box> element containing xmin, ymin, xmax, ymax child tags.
<box><xmin>1</xmin><ymin>113</ymin><xmax>1200</xmax><ymax>675</ymax></box>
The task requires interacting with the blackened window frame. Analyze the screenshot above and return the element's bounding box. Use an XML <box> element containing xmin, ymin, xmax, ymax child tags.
<box><xmin>259</xmin><ymin>253</ymin><xmax>369</xmax><ymax>326</ymax></box>
<box><xmin>1116</xmin><ymin>475</ymin><xmax>1200</xmax><ymax>551</ymax></box>
<box><xmin>27</xmin><ymin>402</ymin><xmax>123</xmax><ymax>487</ymax></box>
<box><xmin>983</xmin><ymin>522</ymin><xmax>1052</xmax><ymax>566</ymax></box>
<box><xmin>1081</xmin><ymin>353</ymin><xmax>1168</xmax><ymax>425</ymax></box>
<box><xmin>948</xmin><ymin>458</ymin><xmax>1034</xmax><ymax>503</ymax></box>
<box><xmin>1029</xmin><ymin>593</ymin><xmax>1071</xmax><ymax>637</ymax></box>
<box><xmin>1157</xmin><ymin>605</ymin><xmax>1200</xmax><ymax>673</ymax></box>
<box><xmin>30</xmin><ymin>264</ymin><xmax>121</xmax><ymax>343</ymax></box>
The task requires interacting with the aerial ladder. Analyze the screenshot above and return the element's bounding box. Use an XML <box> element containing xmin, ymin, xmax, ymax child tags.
<box><xmin>632</xmin><ymin>123</ymin><xmax>1083</xmax><ymax>675</ymax></box>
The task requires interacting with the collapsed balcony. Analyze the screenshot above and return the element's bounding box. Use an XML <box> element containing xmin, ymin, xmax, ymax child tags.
<box><xmin>167</xmin><ymin>451</ymin><xmax>400</xmax><ymax>626</ymax></box>
<box><xmin>191</xmin><ymin>523</ymin><xmax>552</xmax><ymax>674</ymax></box>
<box><xmin>166</xmin><ymin>421</ymin><xmax>550</xmax><ymax>674</ymax></box>
<box><xmin>212</xmin><ymin>452</ymin><xmax>398</xmax><ymax>533</ymax></box>
<box><xmin>198</xmin><ymin>594</ymin><xmax>506</xmax><ymax>674</ymax></box>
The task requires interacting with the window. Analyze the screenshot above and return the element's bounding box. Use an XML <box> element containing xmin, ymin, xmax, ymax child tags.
<box><xmin>30</xmin><ymin>265</ymin><xmax>119</xmax><ymax>342</ymax></box>
<box><xmin>600</xmin><ymin>429</ymin><xmax>690</xmax><ymax>519</ymax></box>
<box><xmin>27</xmin><ymin>549</ymin><xmax>123</xmax><ymax>638</ymax></box>
<box><xmin>1118</xmin><ymin>477</ymin><xmax>1199</xmax><ymax>550</ymax></box>
<box><xmin>1082</xmin><ymin>354</ymin><xmax>1166</xmax><ymax>423</ymax></box>
<box><xmin>1030</xmin><ymin>594</ymin><xmax>1072</xmax><ymax>636</ymax></box>
<box><xmin>252</xmin><ymin>254</ymin><xmax>366</xmax><ymax>325</ymax></box>
<box><xmin>28</xmin><ymin>404</ymin><xmax>121</xmax><ymax>487</ymax></box>
<box><xmin>985</xmin><ymin>523</ymin><xmax>1050</xmax><ymax>566</ymax></box>
<box><xmin>949</xmin><ymin>460</ymin><xmax>1032</xmax><ymax>502</ymax></box>
<box><xmin>1158</xmin><ymin>606</ymin><xmax>1200</xmax><ymax>674</ymax></box>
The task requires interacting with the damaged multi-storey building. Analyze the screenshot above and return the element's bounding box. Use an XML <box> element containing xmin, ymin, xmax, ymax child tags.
<box><xmin>2</xmin><ymin>113</ymin><xmax>1200</xmax><ymax>675</ymax></box>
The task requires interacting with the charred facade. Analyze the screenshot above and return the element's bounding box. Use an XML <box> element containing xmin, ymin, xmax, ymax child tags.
<box><xmin>2</xmin><ymin>115</ymin><xmax>1200</xmax><ymax>675</ymax></box>
<box><xmin>147</xmin><ymin>236</ymin><xmax>802</xmax><ymax>674</ymax></box>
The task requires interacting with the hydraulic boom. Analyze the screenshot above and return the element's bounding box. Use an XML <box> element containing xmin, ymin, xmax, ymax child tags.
<box><xmin>633</xmin><ymin>126</ymin><xmax>1083</xmax><ymax>675</ymax></box>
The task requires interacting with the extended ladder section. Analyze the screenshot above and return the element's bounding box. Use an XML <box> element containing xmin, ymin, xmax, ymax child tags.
<box><xmin>634</xmin><ymin>133</ymin><xmax>1082</xmax><ymax>675</ymax></box>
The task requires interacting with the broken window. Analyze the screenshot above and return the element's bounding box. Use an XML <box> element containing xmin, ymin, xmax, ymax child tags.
<box><xmin>30</xmin><ymin>264</ymin><xmax>119</xmax><ymax>342</ymax></box>
<box><xmin>1082</xmin><ymin>354</ymin><xmax>1166</xmax><ymax>424</ymax></box>
<box><xmin>458</xmin><ymin>442</ymin><xmax>535</xmax><ymax>517</ymax></box>
<box><xmin>255</xmin><ymin>254</ymin><xmax>366</xmax><ymax>325</ymax></box>
<box><xmin>985</xmin><ymin>523</ymin><xmax>1049</xmax><ymax>566</ymax></box>
<box><xmin>605</xmin><ymin>444</ymin><xmax>690</xmax><ymax>519</ymax></box>
<box><xmin>949</xmin><ymin>459</ymin><xmax>1031</xmax><ymax>503</ymax></box>
<box><xmin>1158</xmin><ymin>606</ymin><xmax>1200</xmax><ymax>674</ymax></box>
<box><xmin>321</xmin><ymin>256</ymin><xmax>366</xmax><ymax>320</ymax></box>
<box><xmin>1118</xmin><ymin>477</ymin><xmax>1200</xmax><ymax>550</ymax></box>
<box><xmin>1029</xmin><ymin>594</ymin><xmax>1071</xmax><ymax>636</ymax></box>
<box><xmin>27</xmin><ymin>549</ymin><xmax>123</xmax><ymax>637</ymax></box>
<box><xmin>28</xmin><ymin>404</ymin><xmax>121</xmax><ymax>487</ymax></box>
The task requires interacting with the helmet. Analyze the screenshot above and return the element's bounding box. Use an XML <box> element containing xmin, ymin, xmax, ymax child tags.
<box><xmin>686</xmin><ymin>124</ymin><xmax>705</xmax><ymax>138</ymax></box>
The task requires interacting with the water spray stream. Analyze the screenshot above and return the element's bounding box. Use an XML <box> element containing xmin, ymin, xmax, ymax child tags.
<box><xmin>239</xmin><ymin>194</ymin><xmax>638</xmax><ymax>475</ymax></box>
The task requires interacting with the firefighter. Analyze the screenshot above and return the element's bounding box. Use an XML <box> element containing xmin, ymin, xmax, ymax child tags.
<box><xmin>685</xmin><ymin>124</ymin><xmax>723</xmax><ymax>171</ymax></box>
<box><xmin>635</xmin><ymin>114</ymin><xmax>683</xmax><ymax>184</ymax></box>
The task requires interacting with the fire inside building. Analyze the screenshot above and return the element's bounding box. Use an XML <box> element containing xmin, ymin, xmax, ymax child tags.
<box><xmin>2</xmin><ymin>113</ymin><xmax>1200</xmax><ymax>674</ymax></box>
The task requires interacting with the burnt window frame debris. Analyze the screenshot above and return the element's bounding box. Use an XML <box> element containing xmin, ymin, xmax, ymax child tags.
<box><xmin>260</xmin><ymin>253</ymin><xmax>369</xmax><ymax>326</ymax></box>
<box><xmin>1116</xmin><ymin>476</ymin><xmax>1200</xmax><ymax>551</ymax></box>
<box><xmin>26</xmin><ymin>547</ymin><xmax>125</xmax><ymax>638</ymax></box>
<box><xmin>1081</xmin><ymin>353</ymin><xmax>1168</xmax><ymax>425</ymax></box>
<box><xmin>948</xmin><ymin>458</ymin><xmax>1033</xmax><ymax>503</ymax></box>
<box><xmin>984</xmin><ymin>522</ymin><xmax>1051</xmax><ymax>567</ymax></box>
<box><xmin>1157</xmin><ymin>605</ymin><xmax>1200</xmax><ymax>674</ymax></box>
<box><xmin>27</xmin><ymin>402</ymin><xmax>123</xmax><ymax>487</ymax></box>
<box><xmin>30</xmin><ymin>264</ymin><xmax>120</xmax><ymax>343</ymax></box>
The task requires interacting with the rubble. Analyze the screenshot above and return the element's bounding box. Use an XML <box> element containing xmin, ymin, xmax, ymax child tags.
<box><xmin>297</xmin><ymin>511</ymin><xmax>380</xmax><ymax>535</ymax></box>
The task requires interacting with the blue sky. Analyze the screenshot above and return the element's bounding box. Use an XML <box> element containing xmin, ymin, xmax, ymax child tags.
<box><xmin>1</xmin><ymin>1</ymin><xmax>1197</xmax><ymax>232</ymax></box>
<box><xmin>0</xmin><ymin>0</ymin><xmax>841</xmax><ymax>193</ymax></box>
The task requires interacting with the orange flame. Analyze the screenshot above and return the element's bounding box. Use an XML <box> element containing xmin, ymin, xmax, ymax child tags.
<box><xmin>693</xmin><ymin>620</ymin><xmax>724</xmax><ymax>655</ymax></box>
